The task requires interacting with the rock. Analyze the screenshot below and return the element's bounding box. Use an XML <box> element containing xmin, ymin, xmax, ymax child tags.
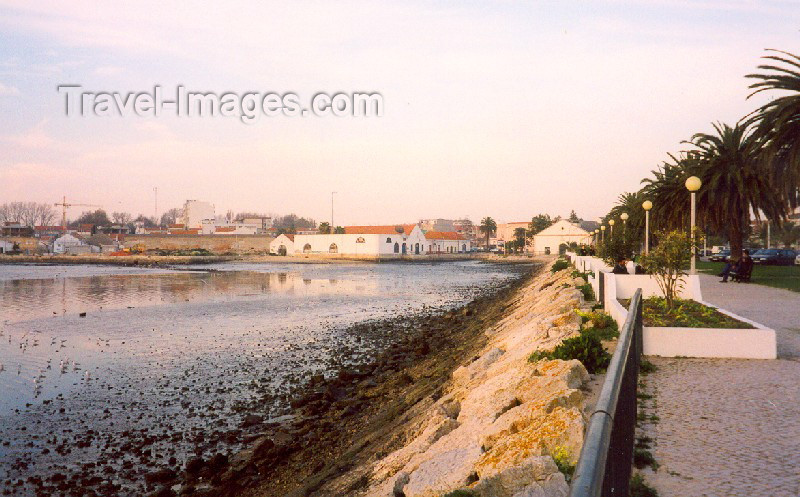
<box><xmin>403</xmin><ymin>445</ymin><xmax>483</xmax><ymax>497</ymax></box>
<box><xmin>241</xmin><ymin>414</ymin><xmax>263</xmax><ymax>428</ymax></box>
<box><xmin>144</xmin><ymin>468</ymin><xmax>176</xmax><ymax>484</ymax></box>
<box><xmin>185</xmin><ymin>457</ymin><xmax>205</xmax><ymax>475</ymax></box>
<box><xmin>510</xmin><ymin>473</ymin><xmax>569</xmax><ymax>497</ymax></box>
<box><xmin>392</xmin><ymin>471</ymin><xmax>410</xmax><ymax>496</ymax></box>
<box><xmin>472</xmin><ymin>456</ymin><xmax>559</xmax><ymax>497</ymax></box>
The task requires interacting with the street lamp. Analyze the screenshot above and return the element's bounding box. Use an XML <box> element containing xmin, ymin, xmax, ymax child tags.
<box><xmin>642</xmin><ymin>200</ymin><xmax>653</xmax><ymax>254</ymax></box>
<box><xmin>600</xmin><ymin>225</ymin><xmax>606</xmax><ymax>243</ymax></box>
<box><xmin>620</xmin><ymin>212</ymin><xmax>629</xmax><ymax>231</ymax></box>
<box><xmin>685</xmin><ymin>176</ymin><xmax>702</xmax><ymax>274</ymax></box>
<box><xmin>608</xmin><ymin>219</ymin><xmax>615</xmax><ymax>238</ymax></box>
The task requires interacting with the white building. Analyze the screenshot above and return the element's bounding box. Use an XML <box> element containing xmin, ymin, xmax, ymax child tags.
<box><xmin>293</xmin><ymin>225</ymin><xmax>427</xmax><ymax>256</ymax></box>
<box><xmin>270</xmin><ymin>234</ymin><xmax>295</xmax><ymax>255</ymax></box>
<box><xmin>53</xmin><ymin>234</ymin><xmax>85</xmax><ymax>254</ymax></box>
<box><xmin>424</xmin><ymin>231</ymin><xmax>471</xmax><ymax>253</ymax></box>
<box><xmin>530</xmin><ymin>220</ymin><xmax>592</xmax><ymax>255</ymax></box>
<box><xmin>182</xmin><ymin>200</ymin><xmax>215</xmax><ymax>230</ymax></box>
<box><xmin>419</xmin><ymin>219</ymin><xmax>455</xmax><ymax>232</ymax></box>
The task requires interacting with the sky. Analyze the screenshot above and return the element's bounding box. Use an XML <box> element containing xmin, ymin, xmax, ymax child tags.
<box><xmin>0</xmin><ymin>1</ymin><xmax>798</xmax><ymax>225</ymax></box>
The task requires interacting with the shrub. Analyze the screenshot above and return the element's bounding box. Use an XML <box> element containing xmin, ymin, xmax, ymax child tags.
<box><xmin>442</xmin><ymin>491</ymin><xmax>477</xmax><ymax>497</ymax></box>
<box><xmin>550</xmin><ymin>446</ymin><xmax>575</xmax><ymax>482</ymax></box>
<box><xmin>640</xmin><ymin>359</ymin><xmax>657</xmax><ymax>375</ymax></box>
<box><xmin>551</xmin><ymin>258</ymin><xmax>570</xmax><ymax>273</ymax></box>
<box><xmin>640</xmin><ymin>230</ymin><xmax>691</xmax><ymax>310</ymax></box>
<box><xmin>630</xmin><ymin>473</ymin><xmax>659</xmax><ymax>497</ymax></box>
<box><xmin>578</xmin><ymin>310</ymin><xmax>618</xmax><ymax>340</ymax></box>
<box><xmin>633</xmin><ymin>448</ymin><xmax>658</xmax><ymax>470</ymax></box>
<box><xmin>577</xmin><ymin>283</ymin><xmax>594</xmax><ymax>301</ymax></box>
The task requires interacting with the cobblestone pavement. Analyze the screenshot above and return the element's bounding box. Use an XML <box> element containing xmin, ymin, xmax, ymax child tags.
<box><xmin>639</xmin><ymin>275</ymin><xmax>800</xmax><ymax>497</ymax></box>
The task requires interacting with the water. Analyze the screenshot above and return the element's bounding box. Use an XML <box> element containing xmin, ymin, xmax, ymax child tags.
<box><xmin>0</xmin><ymin>261</ymin><xmax>526</xmax><ymax>495</ymax></box>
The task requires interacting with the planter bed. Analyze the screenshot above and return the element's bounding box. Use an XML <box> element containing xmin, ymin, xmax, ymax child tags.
<box><xmin>618</xmin><ymin>297</ymin><xmax>776</xmax><ymax>360</ymax></box>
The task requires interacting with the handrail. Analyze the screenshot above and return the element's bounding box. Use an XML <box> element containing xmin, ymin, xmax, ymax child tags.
<box><xmin>569</xmin><ymin>288</ymin><xmax>643</xmax><ymax>497</ymax></box>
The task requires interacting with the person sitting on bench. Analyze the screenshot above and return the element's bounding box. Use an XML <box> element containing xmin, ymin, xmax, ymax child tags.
<box><xmin>730</xmin><ymin>249</ymin><xmax>753</xmax><ymax>283</ymax></box>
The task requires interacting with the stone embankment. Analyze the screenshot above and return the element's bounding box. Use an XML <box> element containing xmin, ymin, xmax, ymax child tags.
<box><xmin>362</xmin><ymin>267</ymin><xmax>593</xmax><ymax>497</ymax></box>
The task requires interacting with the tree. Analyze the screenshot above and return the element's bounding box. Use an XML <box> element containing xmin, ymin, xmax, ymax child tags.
<box><xmin>133</xmin><ymin>214</ymin><xmax>157</xmax><ymax>228</ymax></box>
<box><xmin>479</xmin><ymin>217</ymin><xmax>497</xmax><ymax>250</ymax></box>
<box><xmin>160</xmin><ymin>208</ymin><xmax>182</xmax><ymax>227</ymax></box>
<box><xmin>0</xmin><ymin>202</ymin><xmax>57</xmax><ymax>226</ymax></box>
<box><xmin>686</xmin><ymin>122</ymin><xmax>786</xmax><ymax>260</ymax></box>
<box><xmin>528</xmin><ymin>214</ymin><xmax>553</xmax><ymax>237</ymax></box>
<box><xmin>112</xmin><ymin>212</ymin><xmax>133</xmax><ymax>225</ymax></box>
<box><xmin>318</xmin><ymin>222</ymin><xmax>331</xmax><ymax>234</ymax></box>
<box><xmin>640</xmin><ymin>230</ymin><xmax>692</xmax><ymax>310</ymax></box>
<box><xmin>71</xmin><ymin>209</ymin><xmax>111</xmax><ymax>230</ymax></box>
<box><xmin>334</xmin><ymin>226</ymin><xmax>345</xmax><ymax>234</ymax></box>
<box><xmin>513</xmin><ymin>227</ymin><xmax>527</xmax><ymax>252</ymax></box>
<box><xmin>568</xmin><ymin>210</ymin><xmax>581</xmax><ymax>224</ymax></box>
<box><xmin>746</xmin><ymin>49</ymin><xmax>800</xmax><ymax>209</ymax></box>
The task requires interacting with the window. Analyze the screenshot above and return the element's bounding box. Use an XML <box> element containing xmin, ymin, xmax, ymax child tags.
<box><xmin>356</xmin><ymin>237</ymin><xmax>365</xmax><ymax>243</ymax></box>
<box><xmin>386</xmin><ymin>237</ymin><xmax>392</xmax><ymax>243</ymax></box>
<box><xmin>329</xmin><ymin>243</ymin><xmax>338</xmax><ymax>253</ymax></box>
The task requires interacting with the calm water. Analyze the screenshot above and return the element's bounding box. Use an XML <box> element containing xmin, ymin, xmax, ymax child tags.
<box><xmin>0</xmin><ymin>261</ymin><xmax>525</xmax><ymax>494</ymax></box>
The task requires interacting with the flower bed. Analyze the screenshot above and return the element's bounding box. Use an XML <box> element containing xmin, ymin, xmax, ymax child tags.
<box><xmin>618</xmin><ymin>297</ymin><xmax>754</xmax><ymax>329</ymax></box>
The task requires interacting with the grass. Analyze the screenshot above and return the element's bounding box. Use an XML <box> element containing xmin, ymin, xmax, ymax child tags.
<box><xmin>697</xmin><ymin>260</ymin><xmax>800</xmax><ymax>293</ymax></box>
<box><xmin>619</xmin><ymin>297</ymin><xmax>754</xmax><ymax>329</ymax></box>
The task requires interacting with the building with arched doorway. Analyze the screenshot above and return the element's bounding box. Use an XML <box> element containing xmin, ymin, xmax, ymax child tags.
<box><xmin>423</xmin><ymin>231</ymin><xmax>471</xmax><ymax>254</ymax></box>
<box><xmin>291</xmin><ymin>225</ymin><xmax>428</xmax><ymax>257</ymax></box>
<box><xmin>269</xmin><ymin>234</ymin><xmax>295</xmax><ymax>255</ymax></box>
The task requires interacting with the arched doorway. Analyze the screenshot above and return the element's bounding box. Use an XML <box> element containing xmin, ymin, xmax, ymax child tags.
<box><xmin>462</xmin><ymin>244</ymin><xmax>466</xmax><ymax>253</ymax></box>
<box><xmin>329</xmin><ymin>243</ymin><xmax>338</xmax><ymax>254</ymax></box>
<box><xmin>414</xmin><ymin>243</ymin><xmax>419</xmax><ymax>255</ymax></box>
<box><xmin>278</xmin><ymin>244</ymin><xmax>287</xmax><ymax>256</ymax></box>
<box><xmin>303</xmin><ymin>243</ymin><xmax>312</xmax><ymax>253</ymax></box>
<box><xmin>559</xmin><ymin>243</ymin><xmax>568</xmax><ymax>255</ymax></box>
<box><xmin>402</xmin><ymin>243</ymin><xmax>407</xmax><ymax>254</ymax></box>
<box><xmin>394</xmin><ymin>242</ymin><xmax>399</xmax><ymax>253</ymax></box>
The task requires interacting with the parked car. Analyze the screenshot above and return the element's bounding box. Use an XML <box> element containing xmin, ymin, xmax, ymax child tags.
<box><xmin>709</xmin><ymin>250</ymin><xmax>730</xmax><ymax>262</ymax></box>
<box><xmin>751</xmin><ymin>248</ymin><xmax>797</xmax><ymax>265</ymax></box>
<box><xmin>796</xmin><ymin>252</ymin><xmax>800</xmax><ymax>265</ymax></box>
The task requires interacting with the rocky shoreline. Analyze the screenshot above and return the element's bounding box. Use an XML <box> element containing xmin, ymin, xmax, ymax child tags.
<box><xmin>172</xmin><ymin>261</ymin><xmax>594</xmax><ymax>497</ymax></box>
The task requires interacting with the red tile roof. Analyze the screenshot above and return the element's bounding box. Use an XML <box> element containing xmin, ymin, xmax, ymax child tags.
<box><xmin>424</xmin><ymin>231</ymin><xmax>465</xmax><ymax>240</ymax></box>
<box><xmin>344</xmin><ymin>225</ymin><xmax>416</xmax><ymax>235</ymax></box>
<box><xmin>283</xmin><ymin>234</ymin><xmax>295</xmax><ymax>241</ymax></box>
<box><xmin>169</xmin><ymin>229</ymin><xmax>200</xmax><ymax>235</ymax></box>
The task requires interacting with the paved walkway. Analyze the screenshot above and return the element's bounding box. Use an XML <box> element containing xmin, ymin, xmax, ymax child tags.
<box><xmin>642</xmin><ymin>275</ymin><xmax>800</xmax><ymax>497</ymax></box>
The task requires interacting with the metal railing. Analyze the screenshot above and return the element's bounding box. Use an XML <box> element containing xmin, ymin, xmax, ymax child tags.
<box><xmin>569</xmin><ymin>288</ymin><xmax>643</xmax><ymax>497</ymax></box>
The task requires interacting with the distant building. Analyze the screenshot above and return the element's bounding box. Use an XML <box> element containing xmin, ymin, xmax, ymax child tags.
<box><xmin>182</xmin><ymin>200</ymin><xmax>215</xmax><ymax>230</ymax></box>
<box><xmin>293</xmin><ymin>224</ymin><xmax>426</xmax><ymax>256</ymax></box>
<box><xmin>240</xmin><ymin>217</ymin><xmax>273</xmax><ymax>233</ymax></box>
<box><xmin>270</xmin><ymin>234</ymin><xmax>295</xmax><ymax>255</ymax></box>
<box><xmin>424</xmin><ymin>231</ymin><xmax>471</xmax><ymax>253</ymax></box>
<box><xmin>453</xmin><ymin>219</ymin><xmax>479</xmax><ymax>242</ymax></box>
<box><xmin>1</xmin><ymin>222</ymin><xmax>33</xmax><ymax>237</ymax></box>
<box><xmin>419</xmin><ymin>219</ymin><xmax>455</xmax><ymax>233</ymax></box>
<box><xmin>495</xmin><ymin>222</ymin><xmax>529</xmax><ymax>244</ymax></box>
<box><xmin>53</xmin><ymin>234</ymin><xmax>86</xmax><ymax>254</ymax></box>
<box><xmin>530</xmin><ymin>220</ymin><xmax>591</xmax><ymax>255</ymax></box>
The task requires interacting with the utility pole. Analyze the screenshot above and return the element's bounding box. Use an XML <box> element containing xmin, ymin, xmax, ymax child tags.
<box><xmin>154</xmin><ymin>187</ymin><xmax>158</xmax><ymax>224</ymax></box>
<box><xmin>331</xmin><ymin>191</ymin><xmax>337</xmax><ymax>231</ymax></box>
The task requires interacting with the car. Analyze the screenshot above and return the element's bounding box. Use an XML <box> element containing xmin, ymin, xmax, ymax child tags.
<box><xmin>796</xmin><ymin>253</ymin><xmax>800</xmax><ymax>265</ymax></box>
<box><xmin>751</xmin><ymin>248</ymin><xmax>797</xmax><ymax>265</ymax></box>
<box><xmin>709</xmin><ymin>250</ymin><xmax>730</xmax><ymax>262</ymax></box>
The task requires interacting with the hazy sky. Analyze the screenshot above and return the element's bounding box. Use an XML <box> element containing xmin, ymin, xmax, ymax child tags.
<box><xmin>1</xmin><ymin>1</ymin><xmax>798</xmax><ymax>225</ymax></box>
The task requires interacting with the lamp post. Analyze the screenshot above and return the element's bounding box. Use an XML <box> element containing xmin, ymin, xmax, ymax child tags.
<box><xmin>620</xmin><ymin>212</ymin><xmax>628</xmax><ymax>232</ymax></box>
<box><xmin>642</xmin><ymin>200</ymin><xmax>652</xmax><ymax>254</ymax></box>
<box><xmin>608</xmin><ymin>219</ymin><xmax>615</xmax><ymax>238</ymax></box>
<box><xmin>600</xmin><ymin>225</ymin><xmax>606</xmax><ymax>243</ymax></box>
<box><xmin>331</xmin><ymin>191</ymin><xmax>337</xmax><ymax>231</ymax></box>
<box><xmin>685</xmin><ymin>176</ymin><xmax>702</xmax><ymax>274</ymax></box>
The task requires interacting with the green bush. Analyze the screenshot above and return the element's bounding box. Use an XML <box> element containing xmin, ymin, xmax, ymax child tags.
<box><xmin>441</xmin><ymin>491</ymin><xmax>477</xmax><ymax>497</ymax></box>
<box><xmin>633</xmin><ymin>448</ymin><xmax>658</xmax><ymax>470</ymax></box>
<box><xmin>630</xmin><ymin>473</ymin><xmax>659</xmax><ymax>497</ymax></box>
<box><xmin>529</xmin><ymin>334</ymin><xmax>610</xmax><ymax>373</ymax></box>
<box><xmin>551</xmin><ymin>258</ymin><xmax>570</xmax><ymax>273</ymax></box>
<box><xmin>578</xmin><ymin>310</ymin><xmax>618</xmax><ymax>340</ymax></box>
<box><xmin>577</xmin><ymin>283</ymin><xmax>595</xmax><ymax>301</ymax></box>
<box><xmin>551</xmin><ymin>446</ymin><xmax>575</xmax><ymax>482</ymax></box>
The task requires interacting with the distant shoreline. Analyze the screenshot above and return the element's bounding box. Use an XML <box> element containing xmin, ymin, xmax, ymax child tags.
<box><xmin>0</xmin><ymin>253</ymin><xmax>546</xmax><ymax>267</ymax></box>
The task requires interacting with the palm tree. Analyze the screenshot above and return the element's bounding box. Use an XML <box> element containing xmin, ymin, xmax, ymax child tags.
<box><xmin>686</xmin><ymin>122</ymin><xmax>786</xmax><ymax>260</ymax></box>
<box><xmin>479</xmin><ymin>217</ymin><xmax>497</xmax><ymax>250</ymax></box>
<box><xmin>746</xmin><ymin>49</ymin><xmax>800</xmax><ymax>208</ymax></box>
<box><xmin>640</xmin><ymin>152</ymin><xmax>703</xmax><ymax>233</ymax></box>
<box><xmin>317</xmin><ymin>222</ymin><xmax>331</xmax><ymax>234</ymax></box>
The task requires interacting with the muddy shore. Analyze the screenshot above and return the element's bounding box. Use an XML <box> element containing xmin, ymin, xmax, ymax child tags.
<box><xmin>0</xmin><ymin>261</ymin><xmax>537</xmax><ymax>497</ymax></box>
<box><xmin>171</xmin><ymin>264</ymin><xmax>542</xmax><ymax>497</ymax></box>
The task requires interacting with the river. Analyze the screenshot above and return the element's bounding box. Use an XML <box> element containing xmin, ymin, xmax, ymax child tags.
<box><xmin>0</xmin><ymin>260</ymin><xmax>527</xmax><ymax>496</ymax></box>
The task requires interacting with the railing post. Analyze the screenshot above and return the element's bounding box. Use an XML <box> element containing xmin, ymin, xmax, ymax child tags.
<box><xmin>598</xmin><ymin>271</ymin><xmax>605</xmax><ymax>307</ymax></box>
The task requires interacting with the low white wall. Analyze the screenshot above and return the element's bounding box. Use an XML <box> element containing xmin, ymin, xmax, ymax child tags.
<box><xmin>643</xmin><ymin>325</ymin><xmax>777</xmax><ymax>359</ymax></box>
<box><xmin>566</xmin><ymin>252</ymin><xmax>778</xmax><ymax>360</ymax></box>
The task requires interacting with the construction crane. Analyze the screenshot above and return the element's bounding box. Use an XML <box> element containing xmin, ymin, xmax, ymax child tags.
<box><xmin>54</xmin><ymin>196</ymin><xmax>101</xmax><ymax>228</ymax></box>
